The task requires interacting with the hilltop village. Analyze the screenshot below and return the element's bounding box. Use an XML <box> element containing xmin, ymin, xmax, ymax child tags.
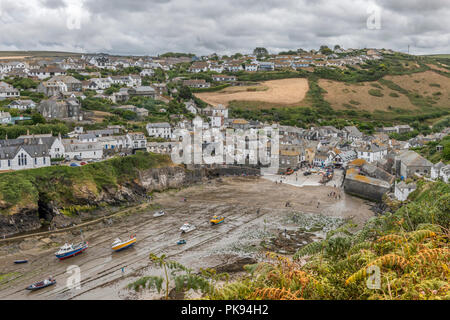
<box><xmin>0</xmin><ymin>47</ymin><xmax>449</xmax><ymax>204</ymax></box>
<box><xmin>0</xmin><ymin>47</ymin><xmax>448</xmax><ymax>301</ymax></box>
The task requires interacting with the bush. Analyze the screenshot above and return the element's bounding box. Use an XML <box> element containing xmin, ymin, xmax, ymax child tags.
<box><xmin>368</xmin><ymin>89</ymin><xmax>384</xmax><ymax>97</ymax></box>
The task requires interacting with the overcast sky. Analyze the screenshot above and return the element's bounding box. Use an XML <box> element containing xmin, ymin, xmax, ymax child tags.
<box><xmin>0</xmin><ymin>0</ymin><xmax>449</xmax><ymax>56</ymax></box>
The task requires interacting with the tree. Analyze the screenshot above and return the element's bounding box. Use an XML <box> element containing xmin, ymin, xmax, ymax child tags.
<box><xmin>319</xmin><ymin>45</ymin><xmax>333</xmax><ymax>55</ymax></box>
<box><xmin>178</xmin><ymin>86</ymin><xmax>192</xmax><ymax>100</ymax></box>
<box><xmin>253</xmin><ymin>47</ymin><xmax>269</xmax><ymax>58</ymax></box>
<box><xmin>443</xmin><ymin>144</ymin><xmax>450</xmax><ymax>161</ymax></box>
<box><xmin>104</xmin><ymin>84</ymin><xmax>121</xmax><ymax>95</ymax></box>
<box><xmin>232</xmin><ymin>53</ymin><xmax>243</xmax><ymax>60</ymax></box>
<box><xmin>128</xmin><ymin>253</ymin><xmax>228</xmax><ymax>299</ymax></box>
<box><xmin>334</xmin><ymin>45</ymin><xmax>341</xmax><ymax>51</ymax></box>
<box><xmin>31</xmin><ymin>113</ymin><xmax>46</xmax><ymax>124</ymax></box>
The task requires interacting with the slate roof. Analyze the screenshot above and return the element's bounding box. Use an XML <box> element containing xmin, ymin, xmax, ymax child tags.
<box><xmin>147</xmin><ymin>122</ymin><xmax>171</xmax><ymax>128</ymax></box>
<box><xmin>398</xmin><ymin>150</ymin><xmax>432</xmax><ymax>167</ymax></box>
<box><xmin>0</xmin><ymin>144</ymin><xmax>49</xmax><ymax>160</ymax></box>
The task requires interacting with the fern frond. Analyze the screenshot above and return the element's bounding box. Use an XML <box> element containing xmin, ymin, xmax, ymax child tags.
<box><xmin>407</xmin><ymin>230</ymin><xmax>437</xmax><ymax>243</ymax></box>
<box><xmin>345</xmin><ymin>254</ymin><xmax>408</xmax><ymax>285</ymax></box>
<box><xmin>347</xmin><ymin>241</ymin><xmax>373</xmax><ymax>255</ymax></box>
<box><xmin>212</xmin><ymin>280</ymin><xmax>255</xmax><ymax>300</ymax></box>
<box><xmin>414</xmin><ymin>248</ymin><xmax>450</xmax><ymax>265</ymax></box>
<box><xmin>415</xmin><ymin>224</ymin><xmax>443</xmax><ymax>233</ymax></box>
<box><xmin>293</xmin><ymin>240</ymin><xmax>326</xmax><ymax>260</ymax></box>
<box><xmin>376</xmin><ymin>234</ymin><xmax>405</xmax><ymax>245</ymax></box>
<box><xmin>128</xmin><ymin>276</ymin><xmax>164</xmax><ymax>292</ymax></box>
<box><xmin>253</xmin><ymin>287</ymin><xmax>303</xmax><ymax>300</ymax></box>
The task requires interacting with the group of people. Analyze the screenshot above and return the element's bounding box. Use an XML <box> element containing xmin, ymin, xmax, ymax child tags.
<box><xmin>328</xmin><ymin>190</ymin><xmax>341</xmax><ymax>200</ymax></box>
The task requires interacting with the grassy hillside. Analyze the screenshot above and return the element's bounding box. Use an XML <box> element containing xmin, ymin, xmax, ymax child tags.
<box><xmin>0</xmin><ymin>152</ymin><xmax>172</xmax><ymax>216</ymax></box>
<box><xmin>319</xmin><ymin>71</ymin><xmax>450</xmax><ymax>115</ymax></box>
<box><xmin>411</xmin><ymin>134</ymin><xmax>450</xmax><ymax>164</ymax></box>
<box><xmin>216</xmin><ymin>54</ymin><xmax>450</xmax><ymax>133</ymax></box>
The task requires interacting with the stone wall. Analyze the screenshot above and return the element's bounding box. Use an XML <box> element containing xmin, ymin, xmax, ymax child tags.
<box><xmin>344</xmin><ymin>177</ymin><xmax>391</xmax><ymax>202</ymax></box>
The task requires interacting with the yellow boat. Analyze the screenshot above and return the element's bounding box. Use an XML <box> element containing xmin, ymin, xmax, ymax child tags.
<box><xmin>112</xmin><ymin>236</ymin><xmax>137</xmax><ymax>252</ymax></box>
<box><xmin>210</xmin><ymin>216</ymin><xmax>225</xmax><ymax>225</ymax></box>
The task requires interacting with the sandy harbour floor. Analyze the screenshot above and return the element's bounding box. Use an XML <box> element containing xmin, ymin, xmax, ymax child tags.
<box><xmin>0</xmin><ymin>174</ymin><xmax>374</xmax><ymax>300</ymax></box>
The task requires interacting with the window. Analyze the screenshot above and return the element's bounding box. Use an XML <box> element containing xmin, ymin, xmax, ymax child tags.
<box><xmin>18</xmin><ymin>153</ymin><xmax>27</xmax><ymax>166</ymax></box>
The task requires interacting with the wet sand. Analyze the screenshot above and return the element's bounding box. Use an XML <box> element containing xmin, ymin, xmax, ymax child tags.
<box><xmin>0</xmin><ymin>176</ymin><xmax>374</xmax><ymax>300</ymax></box>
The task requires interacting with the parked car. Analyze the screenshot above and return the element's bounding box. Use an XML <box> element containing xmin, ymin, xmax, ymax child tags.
<box><xmin>70</xmin><ymin>163</ymin><xmax>80</xmax><ymax>167</ymax></box>
<box><xmin>74</xmin><ymin>155</ymin><xmax>82</xmax><ymax>161</ymax></box>
<box><xmin>303</xmin><ymin>171</ymin><xmax>311</xmax><ymax>176</ymax></box>
<box><xmin>80</xmin><ymin>162</ymin><xmax>87</xmax><ymax>166</ymax></box>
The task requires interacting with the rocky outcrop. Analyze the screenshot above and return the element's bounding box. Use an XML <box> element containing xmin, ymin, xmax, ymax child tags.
<box><xmin>0</xmin><ymin>208</ymin><xmax>41</xmax><ymax>238</ymax></box>
<box><xmin>0</xmin><ymin>165</ymin><xmax>259</xmax><ymax>237</ymax></box>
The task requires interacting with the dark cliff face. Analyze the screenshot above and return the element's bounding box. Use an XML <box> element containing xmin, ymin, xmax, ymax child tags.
<box><xmin>0</xmin><ymin>166</ymin><xmax>260</xmax><ymax>237</ymax></box>
<box><xmin>0</xmin><ymin>166</ymin><xmax>199</xmax><ymax>237</ymax></box>
<box><xmin>0</xmin><ymin>209</ymin><xmax>42</xmax><ymax>238</ymax></box>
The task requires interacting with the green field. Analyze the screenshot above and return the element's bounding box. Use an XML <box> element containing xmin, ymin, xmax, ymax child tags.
<box><xmin>424</xmin><ymin>54</ymin><xmax>450</xmax><ymax>58</ymax></box>
<box><xmin>0</xmin><ymin>51</ymin><xmax>82</xmax><ymax>58</ymax></box>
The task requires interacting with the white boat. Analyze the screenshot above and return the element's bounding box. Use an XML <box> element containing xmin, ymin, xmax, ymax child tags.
<box><xmin>180</xmin><ymin>223</ymin><xmax>196</xmax><ymax>233</ymax></box>
<box><xmin>153</xmin><ymin>210</ymin><xmax>165</xmax><ymax>217</ymax></box>
<box><xmin>55</xmin><ymin>242</ymin><xmax>88</xmax><ymax>260</ymax></box>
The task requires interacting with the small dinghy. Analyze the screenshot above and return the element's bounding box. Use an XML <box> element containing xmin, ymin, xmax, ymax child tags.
<box><xmin>26</xmin><ymin>277</ymin><xmax>56</xmax><ymax>291</ymax></box>
<box><xmin>177</xmin><ymin>239</ymin><xmax>186</xmax><ymax>245</ymax></box>
<box><xmin>210</xmin><ymin>215</ymin><xmax>225</xmax><ymax>225</ymax></box>
<box><xmin>14</xmin><ymin>260</ymin><xmax>28</xmax><ymax>264</ymax></box>
<box><xmin>55</xmin><ymin>241</ymin><xmax>88</xmax><ymax>260</ymax></box>
<box><xmin>180</xmin><ymin>223</ymin><xmax>196</xmax><ymax>234</ymax></box>
<box><xmin>153</xmin><ymin>210</ymin><xmax>165</xmax><ymax>217</ymax></box>
<box><xmin>112</xmin><ymin>235</ymin><xmax>136</xmax><ymax>252</ymax></box>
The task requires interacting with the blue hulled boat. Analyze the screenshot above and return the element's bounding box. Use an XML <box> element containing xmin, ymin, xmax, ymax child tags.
<box><xmin>55</xmin><ymin>242</ymin><xmax>88</xmax><ymax>260</ymax></box>
<box><xmin>26</xmin><ymin>277</ymin><xmax>56</xmax><ymax>291</ymax></box>
<box><xmin>14</xmin><ymin>260</ymin><xmax>28</xmax><ymax>264</ymax></box>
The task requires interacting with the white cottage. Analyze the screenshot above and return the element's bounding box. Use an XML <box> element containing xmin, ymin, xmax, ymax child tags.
<box><xmin>394</xmin><ymin>181</ymin><xmax>417</xmax><ymax>201</ymax></box>
<box><xmin>0</xmin><ymin>145</ymin><xmax>51</xmax><ymax>171</ymax></box>
<box><xmin>146</xmin><ymin>123</ymin><xmax>172</xmax><ymax>139</ymax></box>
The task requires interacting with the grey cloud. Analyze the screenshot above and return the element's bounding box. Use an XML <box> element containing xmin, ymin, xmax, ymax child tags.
<box><xmin>0</xmin><ymin>0</ymin><xmax>449</xmax><ymax>55</ymax></box>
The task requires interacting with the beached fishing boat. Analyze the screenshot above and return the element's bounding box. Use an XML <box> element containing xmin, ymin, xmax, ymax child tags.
<box><xmin>14</xmin><ymin>260</ymin><xmax>28</xmax><ymax>264</ymax></box>
<box><xmin>153</xmin><ymin>210</ymin><xmax>165</xmax><ymax>217</ymax></box>
<box><xmin>26</xmin><ymin>277</ymin><xmax>56</xmax><ymax>291</ymax></box>
<box><xmin>55</xmin><ymin>242</ymin><xmax>88</xmax><ymax>260</ymax></box>
<box><xmin>112</xmin><ymin>236</ymin><xmax>137</xmax><ymax>252</ymax></box>
<box><xmin>177</xmin><ymin>239</ymin><xmax>186</xmax><ymax>245</ymax></box>
<box><xmin>210</xmin><ymin>216</ymin><xmax>225</xmax><ymax>225</ymax></box>
<box><xmin>180</xmin><ymin>223</ymin><xmax>196</xmax><ymax>233</ymax></box>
